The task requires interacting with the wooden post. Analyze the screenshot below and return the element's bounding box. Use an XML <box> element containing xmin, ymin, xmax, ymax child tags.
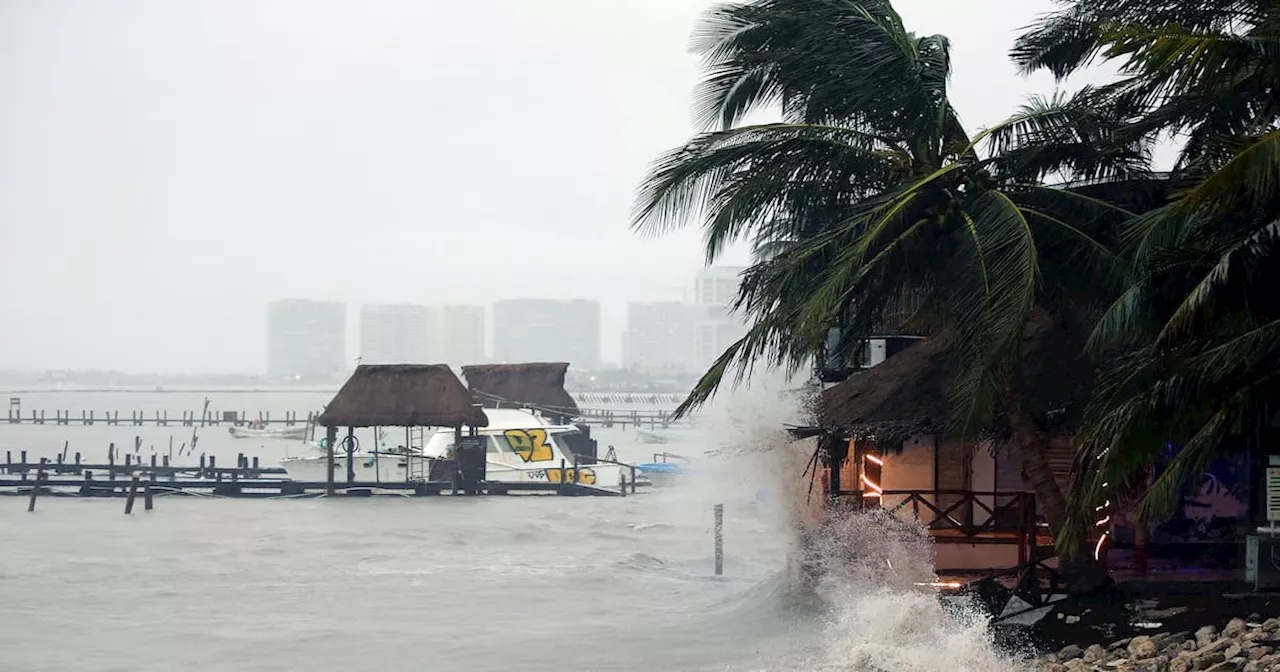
<box><xmin>325</xmin><ymin>425</ymin><xmax>338</xmax><ymax>496</ymax></box>
<box><xmin>144</xmin><ymin>479</ymin><xmax>154</xmax><ymax>511</ymax></box>
<box><xmin>61</xmin><ymin>440</ymin><xmax>69</xmax><ymax>463</ymax></box>
<box><xmin>714</xmin><ymin>504</ymin><xmax>724</xmax><ymax>576</ymax></box>
<box><xmin>124</xmin><ymin>476</ymin><xmax>140</xmax><ymax>514</ymax></box>
<box><xmin>74</xmin><ymin>452</ymin><xmax>81</xmax><ymax>465</ymax></box>
<box><xmin>620</xmin><ymin>472</ymin><xmax>626</xmax><ymax>496</ymax></box>
<box><xmin>28</xmin><ymin>470</ymin><xmax>44</xmax><ymax>512</ymax></box>
<box><xmin>345</xmin><ymin>427</ymin><xmax>356</xmax><ymax>483</ymax></box>
<box><xmin>251</xmin><ymin>456</ymin><xmax>259</xmax><ymax>470</ymax></box>
<box><xmin>20</xmin><ymin>449</ymin><xmax>26</xmax><ymax>466</ymax></box>
<box><xmin>198</xmin><ymin>454</ymin><xmax>206</xmax><ymax>478</ymax></box>
<box><xmin>631</xmin><ymin>466</ymin><xmax>637</xmax><ymax>495</ymax></box>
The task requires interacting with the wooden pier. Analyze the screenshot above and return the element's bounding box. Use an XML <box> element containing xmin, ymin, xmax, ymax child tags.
<box><xmin>1</xmin><ymin>458</ymin><xmax>630</xmax><ymax>499</ymax></box>
<box><xmin>2</xmin><ymin>407</ymin><xmax>694</xmax><ymax>430</ymax></box>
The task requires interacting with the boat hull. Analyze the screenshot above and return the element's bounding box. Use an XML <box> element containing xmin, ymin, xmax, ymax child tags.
<box><xmin>280</xmin><ymin>454</ymin><xmax>636</xmax><ymax>490</ymax></box>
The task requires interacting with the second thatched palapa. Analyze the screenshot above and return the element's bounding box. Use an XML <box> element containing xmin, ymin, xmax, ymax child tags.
<box><xmin>461</xmin><ymin>362</ymin><xmax>579</xmax><ymax>415</ymax></box>
<box><xmin>317</xmin><ymin>364</ymin><xmax>489</xmax><ymax>428</ymax></box>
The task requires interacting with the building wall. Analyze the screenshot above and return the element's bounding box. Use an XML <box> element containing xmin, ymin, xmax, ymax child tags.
<box><xmin>623</xmin><ymin>301</ymin><xmax>696</xmax><ymax>372</ymax></box>
<box><xmin>492</xmin><ymin>299</ymin><xmax>600</xmax><ymax>368</ymax></box>
<box><xmin>267</xmin><ymin>299</ymin><xmax>345</xmax><ymax>381</ymax></box>
<box><xmin>359</xmin><ymin>303</ymin><xmax>434</xmax><ymax>365</ymax></box>
<box><xmin>440</xmin><ymin>305</ymin><xmax>486</xmax><ymax>366</ymax></box>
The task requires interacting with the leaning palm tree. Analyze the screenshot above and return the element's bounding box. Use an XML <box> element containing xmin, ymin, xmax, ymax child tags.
<box><xmin>635</xmin><ymin>0</ymin><xmax>1146</xmax><ymax>534</ymax></box>
<box><xmin>1014</xmin><ymin>0</ymin><xmax>1280</xmax><ymax>547</ymax></box>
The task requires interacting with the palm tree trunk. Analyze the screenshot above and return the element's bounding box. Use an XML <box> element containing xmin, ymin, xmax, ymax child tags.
<box><xmin>1003</xmin><ymin>386</ymin><xmax>1070</xmax><ymax>537</ymax></box>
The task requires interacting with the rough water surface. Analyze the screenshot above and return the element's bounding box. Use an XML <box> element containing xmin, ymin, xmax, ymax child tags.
<box><xmin>0</xmin><ymin>388</ymin><xmax>1023</xmax><ymax>671</ymax></box>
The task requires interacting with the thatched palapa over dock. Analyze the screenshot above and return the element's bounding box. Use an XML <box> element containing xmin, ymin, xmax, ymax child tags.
<box><xmin>461</xmin><ymin>362</ymin><xmax>579</xmax><ymax>415</ymax></box>
<box><xmin>317</xmin><ymin>364</ymin><xmax>488</xmax><ymax>429</ymax></box>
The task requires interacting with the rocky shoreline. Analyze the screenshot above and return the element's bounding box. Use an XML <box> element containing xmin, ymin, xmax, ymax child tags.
<box><xmin>1036</xmin><ymin>617</ymin><xmax>1280</xmax><ymax>671</ymax></box>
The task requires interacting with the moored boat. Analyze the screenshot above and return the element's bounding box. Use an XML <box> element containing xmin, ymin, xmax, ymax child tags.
<box><xmin>280</xmin><ymin>408</ymin><xmax>643</xmax><ymax>490</ymax></box>
<box><xmin>229</xmin><ymin>424</ymin><xmax>308</xmax><ymax>440</ymax></box>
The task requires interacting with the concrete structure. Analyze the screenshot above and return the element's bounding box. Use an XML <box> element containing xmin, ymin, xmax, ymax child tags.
<box><xmin>440</xmin><ymin>305</ymin><xmax>486</xmax><ymax>366</ymax></box>
<box><xmin>267</xmin><ymin>300</ymin><xmax>345</xmax><ymax>382</ymax></box>
<box><xmin>359</xmin><ymin>304</ymin><xmax>434</xmax><ymax>365</ymax></box>
<box><xmin>622</xmin><ymin>302</ymin><xmax>697</xmax><ymax>372</ymax></box>
<box><xmin>492</xmin><ymin>299</ymin><xmax>600</xmax><ymax>369</ymax></box>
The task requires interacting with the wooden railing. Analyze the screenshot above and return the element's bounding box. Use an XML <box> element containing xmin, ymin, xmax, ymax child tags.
<box><xmin>873</xmin><ymin>490</ymin><xmax>1040</xmax><ymax>563</ymax></box>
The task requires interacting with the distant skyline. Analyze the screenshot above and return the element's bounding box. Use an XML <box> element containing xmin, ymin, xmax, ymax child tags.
<box><xmin>1</xmin><ymin>0</ymin><xmax>1124</xmax><ymax>374</ymax></box>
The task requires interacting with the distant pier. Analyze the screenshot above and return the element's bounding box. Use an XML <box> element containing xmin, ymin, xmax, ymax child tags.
<box><xmin>3</xmin><ymin>407</ymin><xmax>694</xmax><ymax>430</ymax></box>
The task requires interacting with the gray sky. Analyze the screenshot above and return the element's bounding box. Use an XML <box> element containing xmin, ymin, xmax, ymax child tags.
<box><xmin>1</xmin><ymin>0</ymin><xmax>1092</xmax><ymax>374</ymax></box>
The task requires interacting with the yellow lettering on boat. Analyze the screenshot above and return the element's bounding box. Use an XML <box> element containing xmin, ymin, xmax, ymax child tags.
<box><xmin>505</xmin><ymin>428</ymin><xmax>554</xmax><ymax>463</ymax></box>
<box><xmin>546</xmin><ymin>467</ymin><xmax>596</xmax><ymax>485</ymax></box>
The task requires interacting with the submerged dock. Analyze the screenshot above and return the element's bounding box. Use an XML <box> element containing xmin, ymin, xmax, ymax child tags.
<box><xmin>0</xmin><ymin>455</ymin><xmax>636</xmax><ymax>500</ymax></box>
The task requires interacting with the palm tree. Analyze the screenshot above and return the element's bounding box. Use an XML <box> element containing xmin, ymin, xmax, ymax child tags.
<box><xmin>635</xmin><ymin>0</ymin><xmax>1145</xmax><ymax>535</ymax></box>
<box><xmin>1014</xmin><ymin>0</ymin><xmax>1280</xmax><ymax>545</ymax></box>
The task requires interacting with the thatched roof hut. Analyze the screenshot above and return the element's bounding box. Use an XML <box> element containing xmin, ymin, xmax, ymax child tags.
<box><xmin>461</xmin><ymin>362</ymin><xmax>579</xmax><ymax>414</ymax></box>
<box><xmin>317</xmin><ymin>364</ymin><xmax>489</xmax><ymax>428</ymax></box>
<box><xmin>819</xmin><ymin>309</ymin><xmax>1094</xmax><ymax>444</ymax></box>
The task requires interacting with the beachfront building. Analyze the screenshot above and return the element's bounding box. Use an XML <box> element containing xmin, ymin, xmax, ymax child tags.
<box><xmin>359</xmin><ymin>303</ymin><xmax>435</xmax><ymax>365</ymax></box>
<box><xmin>692</xmin><ymin>267</ymin><xmax>748</xmax><ymax>370</ymax></box>
<box><xmin>267</xmin><ymin>299</ymin><xmax>346</xmax><ymax>382</ymax></box>
<box><xmin>439</xmin><ymin>305</ymin><xmax>486</xmax><ymax>367</ymax></box>
<box><xmin>622</xmin><ymin>301</ymin><xmax>697</xmax><ymax>373</ymax></box>
<box><xmin>492</xmin><ymin>299</ymin><xmax>600</xmax><ymax>369</ymax></box>
<box><xmin>808</xmin><ymin>312</ymin><xmax>1092</xmax><ymax>573</ymax></box>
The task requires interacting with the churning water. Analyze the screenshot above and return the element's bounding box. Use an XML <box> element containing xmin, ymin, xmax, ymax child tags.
<box><xmin>0</xmin><ymin>385</ymin><xmax>1023</xmax><ymax>671</ymax></box>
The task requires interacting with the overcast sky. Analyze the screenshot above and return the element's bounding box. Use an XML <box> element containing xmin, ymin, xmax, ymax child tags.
<box><xmin>0</xmin><ymin>0</ymin><xmax>1107</xmax><ymax>374</ymax></box>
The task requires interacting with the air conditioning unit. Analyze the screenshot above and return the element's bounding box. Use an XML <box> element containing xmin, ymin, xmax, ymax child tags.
<box><xmin>1245</xmin><ymin>467</ymin><xmax>1280</xmax><ymax>590</ymax></box>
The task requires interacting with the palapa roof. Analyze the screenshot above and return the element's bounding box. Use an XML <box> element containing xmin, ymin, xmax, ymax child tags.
<box><xmin>460</xmin><ymin>362</ymin><xmax>580</xmax><ymax>414</ymax></box>
<box><xmin>317</xmin><ymin>364</ymin><xmax>489</xmax><ymax>428</ymax></box>
<box><xmin>819</xmin><ymin>309</ymin><xmax>1094</xmax><ymax>443</ymax></box>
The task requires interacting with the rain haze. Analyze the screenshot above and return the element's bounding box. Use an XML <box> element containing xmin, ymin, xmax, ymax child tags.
<box><xmin>1</xmin><ymin>0</ymin><xmax>1083</xmax><ymax>374</ymax></box>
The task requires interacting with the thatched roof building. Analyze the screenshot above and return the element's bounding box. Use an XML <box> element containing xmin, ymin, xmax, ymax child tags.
<box><xmin>819</xmin><ymin>309</ymin><xmax>1094</xmax><ymax>444</ymax></box>
<box><xmin>317</xmin><ymin>364</ymin><xmax>489</xmax><ymax>428</ymax></box>
<box><xmin>460</xmin><ymin>362</ymin><xmax>579</xmax><ymax>414</ymax></box>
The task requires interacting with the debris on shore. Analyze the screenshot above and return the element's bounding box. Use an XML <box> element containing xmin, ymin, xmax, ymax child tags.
<box><xmin>1034</xmin><ymin>616</ymin><xmax>1280</xmax><ymax>671</ymax></box>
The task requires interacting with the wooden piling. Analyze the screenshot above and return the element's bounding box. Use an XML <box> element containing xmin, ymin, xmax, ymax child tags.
<box><xmin>61</xmin><ymin>440</ymin><xmax>69</xmax><ymax>462</ymax></box>
<box><xmin>144</xmin><ymin>479</ymin><xmax>154</xmax><ymax>511</ymax></box>
<box><xmin>712</xmin><ymin>504</ymin><xmax>725</xmax><ymax>575</ymax></box>
<box><xmin>124</xmin><ymin>476</ymin><xmax>140</xmax><ymax>514</ymax></box>
<box><xmin>75</xmin><ymin>452</ymin><xmax>81</xmax><ymax>465</ymax></box>
<box><xmin>27</xmin><ymin>470</ymin><xmax>44</xmax><ymax>512</ymax></box>
<box><xmin>325</xmin><ymin>425</ymin><xmax>337</xmax><ymax>496</ymax></box>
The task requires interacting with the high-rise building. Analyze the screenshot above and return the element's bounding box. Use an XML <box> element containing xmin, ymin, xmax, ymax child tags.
<box><xmin>623</xmin><ymin>301</ymin><xmax>697</xmax><ymax>372</ymax></box>
<box><xmin>492</xmin><ymin>299</ymin><xmax>600</xmax><ymax>368</ymax></box>
<box><xmin>359</xmin><ymin>304</ymin><xmax>435</xmax><ymax>365</ymax></box>
<box><xmin>695</xmin><ymin>266</ymin><xmax>745</xmax><ymax>306</ymax></box>
<box><xmin>267</xmin><ymin>300</ymin><xmax>346</xmax><ymax>381</ymax></box>
<box><xmin>440</xmin><ymin>305</ymin><xmax>486</xmax><ymax>366</ymax></box>
<box><xmin>692</xmin><ymin>267</ymin><xmax>748</xmax><ymax>369</ymax></box>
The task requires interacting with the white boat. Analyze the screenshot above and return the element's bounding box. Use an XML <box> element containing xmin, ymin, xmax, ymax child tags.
<box><xmin>279</xmin><ymin>408</ymin><xmax>640</xmax><ymax>490</ymax></box>
<box><xmin>228</xmin><ymin>425</ymin><xmax>308</xmax><ymax>440</ymax></box>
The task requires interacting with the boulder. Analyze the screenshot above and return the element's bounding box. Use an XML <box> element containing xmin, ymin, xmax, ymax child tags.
<box><xmin>1130</xmin><ymin>636</ymin><xmax>1160</xmax><ymax>660</ymax></box>
<box><xmin>1059</xmin><ymin>644</ymin><xmax>1084</xmax><ymax>661</ymax></box>
<box><xmin>1084</xmin><ymin>645</ymin><xmax>1107</xmax><ymax>664</ymax></box>
<box><xmin>1198</xmin><ymin>626</ymin><xmax>1220</xmax><ymax>648</ymax></box>
<box><xmin>1224</xmin><ymin>644</ymin><xmax>1243</xmax><ymax>660</ymax></box>
<box><xmin>1224</xmin><ymin>619</ymin><xmax>1248</xmax><ymax>637</ymax></box>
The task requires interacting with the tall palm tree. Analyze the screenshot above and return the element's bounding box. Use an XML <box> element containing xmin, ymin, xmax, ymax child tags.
<box><xmin>635</xmin><ymin>0</ymin><xmax>1145</xmax><ymax>534</ymax></box>
<box><xmin>1014</xmin><ymin>0</ymin><xmax>1280</xmax><ymax>544</ymax></box>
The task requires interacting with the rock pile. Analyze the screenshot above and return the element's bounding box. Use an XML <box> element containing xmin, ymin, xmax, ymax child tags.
<box><xmin>1036</xmin><ymin>617</ymin><xmax>1280</xmax><ymax>671</ymax></box>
